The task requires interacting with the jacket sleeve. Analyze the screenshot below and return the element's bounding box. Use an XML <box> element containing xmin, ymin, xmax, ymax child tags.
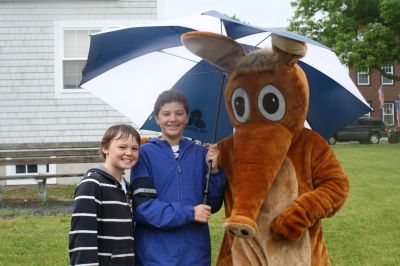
<box><xmin>69</xmin><ymin>174</ymin><xmax>101</xmax><ymax>265</ymax></box>
<box><xmin>206</xmin><ymin>168</ymin><xmax>227</xmax><ymax>214</ymax></box>
<box><xmin>130</xmin><ymin>151</ymin><xmax>195</xmax><ymax>230</ymax></box>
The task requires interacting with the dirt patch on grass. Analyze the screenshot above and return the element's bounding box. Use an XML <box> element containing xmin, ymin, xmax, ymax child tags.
<box><xmin>0</xmin><ymin>184</ymin><xmax>75</xmax><ymax>218</ymax></box>
<box><xmin>0</xmin><ymin>200</ymin><xmax>73</xmax><ymax>218</ymax></box>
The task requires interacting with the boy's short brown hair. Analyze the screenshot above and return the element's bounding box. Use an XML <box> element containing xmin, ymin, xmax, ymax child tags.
<box><xmin>100</xmin><ymin>124</ymin><xmax>141</xmax><ymax>159</ymax></box>
<box><xmin>153</xmin><ymin>90</ymin><xmax>189</xmax><ymax>117</ymax></box>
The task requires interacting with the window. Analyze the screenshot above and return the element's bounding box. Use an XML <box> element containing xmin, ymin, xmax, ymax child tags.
<box><xmin>381</xmin><ymin>64</ymin><xmax>394</xmax><ymax>85</ymax></box>
<box><xmin>6</xmin><ymin>164</ymin><xmax>56</xmax><ymax>185</ymax></box>
<box><xmin>54</xmin><ymin>21</ymin><xmax>139</xmax><ymax>98</ymax></box>
<box><xmin>383</xmin><ymin>103</ymin><xmax>394</xmax><ymax>126</ymax></box>
<box><xmin>63</xmin><ymin>29</ymin><xmax>99</xmax><ymax>89</ymax></box>
<box><xmin>15</xmin><ymin>164</ymin><xmax>38</xmax><ymax>174</ymax></box>
<box><xmin>357</xmin><ymin>69</ymin><xmax>370</xmax><ymax>85</ymax></box>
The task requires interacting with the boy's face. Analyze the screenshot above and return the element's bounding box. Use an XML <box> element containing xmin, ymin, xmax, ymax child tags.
<box><xmin>156</xmin><ymin>101</ymin><xmax>189</xmax><ymax>143</ymax></box>
<box><xmin>102</xmin><ymin>133</ymin><xmax>139</xmax><ymax>172</ymax></box>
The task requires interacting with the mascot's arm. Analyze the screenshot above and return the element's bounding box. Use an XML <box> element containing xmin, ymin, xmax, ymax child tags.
<box><xmin>271</xmin><ymin>131</ymin><xmax>349</xmax><ymax>241</ymax></box>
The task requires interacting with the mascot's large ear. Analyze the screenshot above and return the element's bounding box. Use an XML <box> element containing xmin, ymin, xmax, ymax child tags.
<box><xmin>271</xmin><ymin>34</ymin><xmax>307</xmax><ymax>66</ymax></box>
<box><xmin>181</xmin><ymin>31</ymin><xmax>245</xmax><ymax>72</ymax></box>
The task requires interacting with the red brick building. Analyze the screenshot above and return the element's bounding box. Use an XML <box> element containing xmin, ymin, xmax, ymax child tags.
<box><xmin>349</xmin><ymin>64</ymin><xmax>400</xmax><ymax>128</ymax></box>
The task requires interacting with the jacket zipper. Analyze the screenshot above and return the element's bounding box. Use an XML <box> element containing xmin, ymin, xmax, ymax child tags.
<box><xmin>175</xmin><ymin>150</ymin><xmax>184</xmax><ymax>260</ymax></box>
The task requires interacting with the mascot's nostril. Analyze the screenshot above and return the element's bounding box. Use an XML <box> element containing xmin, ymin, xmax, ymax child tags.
<box><xmin>229</xmin><ymin>230</ymin><xmax>236</xmax><ymax>236</ymax></box>
<box><xmin>241</xmin><ymin>229</ymin><xmax>249</xmax><ymax>236</ymax></box>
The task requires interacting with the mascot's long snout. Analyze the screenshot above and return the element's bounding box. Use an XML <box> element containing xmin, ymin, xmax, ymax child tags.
<box><xmin>223</xmin><ymin>124</ymin><xmax>292</xmax><ymax>239</ymax></box>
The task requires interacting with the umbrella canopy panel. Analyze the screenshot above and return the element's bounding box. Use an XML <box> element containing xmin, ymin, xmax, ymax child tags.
<box><xmin>81</xmin><ymin>46</ymin><xmax>201</xmax><ymax>130</ymax></box>
<box><xmin>299</xmin><ymin>61</ymin><xmax>371</xmax><ymax>139</ymax></box>
<box><xmin>81</xmin><ymin>26</ymin><xmax>195</xmax><ymax>85</ymax></box>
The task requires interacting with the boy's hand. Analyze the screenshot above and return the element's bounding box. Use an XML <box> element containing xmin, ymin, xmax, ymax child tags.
<box><xmin>206</xmin><ymin>144</ymin><xmax>220</xmax><ymax>173</ymax></box>
<box><xmin>194</xmin><ymin>204</ymin><xmax>211</xmax><ymax>223</ymax></box>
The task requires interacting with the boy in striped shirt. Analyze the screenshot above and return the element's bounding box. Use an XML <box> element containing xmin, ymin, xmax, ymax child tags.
<box><xmin>69</xmin><ymin>124</ymin><xmax>140</xmax><ymax>265</ymax></box>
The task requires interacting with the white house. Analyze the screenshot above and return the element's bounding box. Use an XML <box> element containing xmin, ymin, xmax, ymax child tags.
<box><xmin>0</xmin><ymin>0</ymin><xmax>159</xmax><ymax>184</ymax></box>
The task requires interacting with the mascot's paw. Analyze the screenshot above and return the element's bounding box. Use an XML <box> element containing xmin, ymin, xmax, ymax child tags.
<box><xmin>270</xmin><ymin>203</ymin><xmax>311</xmax><ymax>241</ymax></box>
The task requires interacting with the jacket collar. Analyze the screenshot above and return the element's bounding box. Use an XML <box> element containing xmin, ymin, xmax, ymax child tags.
<box><xmin>87</xmin><ymin>165</ymin><xmax>128</xmax><ymax>190</ymax></box>
<box><xmin>148</xmin><ymin>137</ymin><xmax>195</xmax><ymax>153</ymax></box>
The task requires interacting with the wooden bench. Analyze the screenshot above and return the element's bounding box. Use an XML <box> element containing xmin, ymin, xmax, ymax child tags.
<box><xmin>0</xmin><ymin>142</ymin><xmax>103</xmax><ymax>203</ymax></box>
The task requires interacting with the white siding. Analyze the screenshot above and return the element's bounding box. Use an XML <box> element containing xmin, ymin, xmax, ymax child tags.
<box><xmin>0</xmin><ymin>0</ymin><xmax>157</xmax><ymax>144</ymax></box>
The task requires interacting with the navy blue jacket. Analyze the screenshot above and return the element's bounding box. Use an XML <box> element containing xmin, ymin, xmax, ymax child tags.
<box><xmin>130</xmin><ymin>138</ymin><xmax>226</xmax><ymax>266</ymax></box>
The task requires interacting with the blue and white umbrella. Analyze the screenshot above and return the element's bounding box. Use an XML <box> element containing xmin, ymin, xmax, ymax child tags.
<box><xmin>80</xmin><ymin>10</ymin><xmax>371</xmax><ymax>143</ymax></box>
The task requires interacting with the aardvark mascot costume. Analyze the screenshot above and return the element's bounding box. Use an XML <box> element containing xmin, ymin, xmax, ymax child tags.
<box><xmin>181</xmin><ymin>31</ymin><xmax>350</xmax><ymax>266</ymax></box>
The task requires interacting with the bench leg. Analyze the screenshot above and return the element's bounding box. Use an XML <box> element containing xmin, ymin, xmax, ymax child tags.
<box><xmin>0</xmin><ymin>181</ymin><xmax>3</xmax><ymax>203</ymax></box>
<box><xmin>38</xmin><ymin>179</ymin><xmax>47</xmax><ymax>203</ymax></box>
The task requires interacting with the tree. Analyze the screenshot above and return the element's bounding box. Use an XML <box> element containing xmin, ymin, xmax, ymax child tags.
<box><xmin>288</xmin><ymin>0</ymin><xmax>400</xmax><ymax>80</ymax></box>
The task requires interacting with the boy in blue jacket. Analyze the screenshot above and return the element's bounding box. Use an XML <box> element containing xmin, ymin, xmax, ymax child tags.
<box><xmin>131</xmin><ymin>90</ymin><xmax>227</xmax><ymax>266</ymax></box>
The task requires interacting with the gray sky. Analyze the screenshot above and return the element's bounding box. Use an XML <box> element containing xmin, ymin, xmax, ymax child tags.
<box><xmin>158</xmin><ymin>0</ymin><xmax>295</xmax><ymax>28</ymax></box>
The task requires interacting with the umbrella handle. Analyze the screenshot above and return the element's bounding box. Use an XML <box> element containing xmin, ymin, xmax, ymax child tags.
<box><xmin>202</xmin><ymin>160</ymin><xmax>212</xmax><ymax>204</ymax></box>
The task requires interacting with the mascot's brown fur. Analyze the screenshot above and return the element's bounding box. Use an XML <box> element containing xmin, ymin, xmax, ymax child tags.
<box><xmin>182</xmin><ymin>31</ymin><xmax>350</xmax><ymax>266</ymax></box>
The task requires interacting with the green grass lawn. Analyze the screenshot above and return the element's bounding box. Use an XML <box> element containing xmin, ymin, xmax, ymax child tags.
<box><xmin>323</xmin><ymin>144</ymin><xmax>400</xmax><ymax>266</ymax></box>
<box><xmin>0</xmin><ymin>216</ymin><xmax>71</xmax><ymax>266</ymax></box>
<box><xmin>0</xmin><ymin>144</ymin><xmax>399</xmax><ymax>265</ymax></box>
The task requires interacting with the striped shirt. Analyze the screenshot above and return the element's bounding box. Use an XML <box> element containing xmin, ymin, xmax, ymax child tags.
<box><xmin>69</xmin><ymin>168</ymin><xmax>134</xmax><ymax>266</ymax></box>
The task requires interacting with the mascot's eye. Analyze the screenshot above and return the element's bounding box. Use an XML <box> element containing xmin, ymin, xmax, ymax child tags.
<box><xmin>257</xmin><ymin>85</ymin><xmax>286</xmax><ymax>121</ymax></box>
<box><xmin>231</xmin><ymin>88</ymin><xmax>250</xmax><ymax>123</ymax></box>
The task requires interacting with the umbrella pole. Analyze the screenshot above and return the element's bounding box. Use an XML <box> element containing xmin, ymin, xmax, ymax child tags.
<box><xmin>211</xmin><ymin>73</ymin><xmax>227</xmax><ymax>144</ymax></box>
<box><xmin>203</xmin><ymin>73</ymin><xmax>226</xmax><ymax>205</ymax></box>
<box><xmin>202</xmin><ymin>160</ymin><xmax>212</xmax><ymax>204</ymax></box>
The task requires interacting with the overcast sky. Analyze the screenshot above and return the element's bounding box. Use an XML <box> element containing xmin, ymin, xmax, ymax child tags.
<box><xmin>158</xmin><ymin>0</ymin><xmax>295</xmax><ymax>28</ymax></box>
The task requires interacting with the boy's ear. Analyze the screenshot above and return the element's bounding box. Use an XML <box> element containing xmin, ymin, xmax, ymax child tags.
<box><xmin>101</xmin><ymin>148</ymin><xmax>108</xmax><ymax>158</ymax></box>
<box><xmin>185</xmin><ymin>115</ymin><xmax>190</xmax><ymax>125</ymax></box>
<box><xmin>154</xmin><ymin>114</ymin><xmax>160</xmax><ymax>126</ymax></box>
